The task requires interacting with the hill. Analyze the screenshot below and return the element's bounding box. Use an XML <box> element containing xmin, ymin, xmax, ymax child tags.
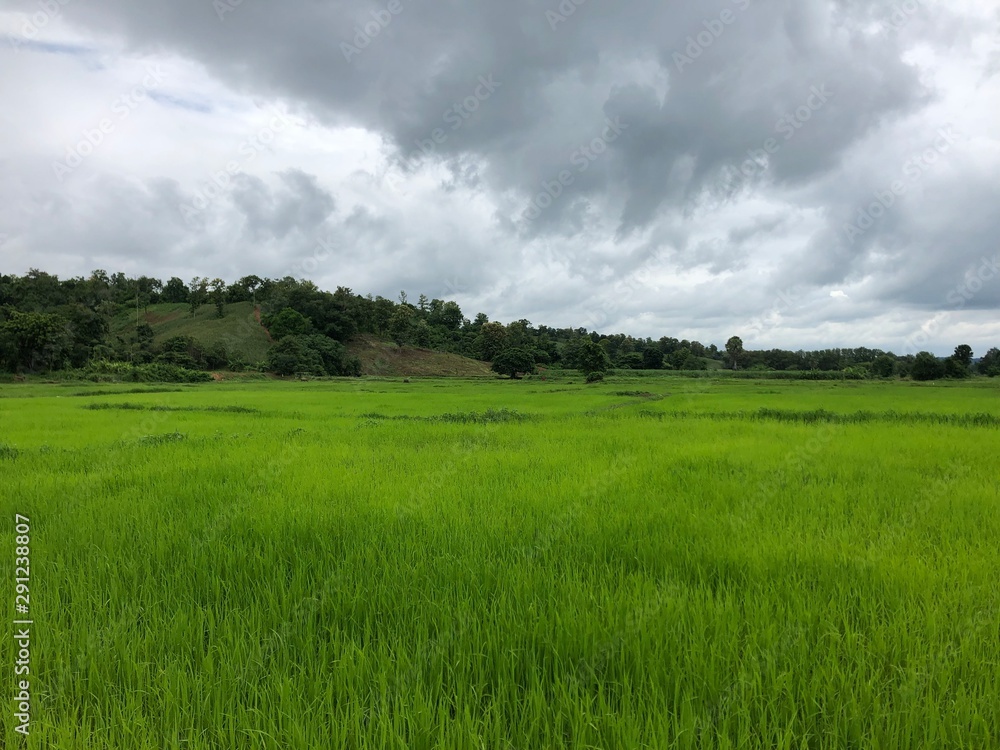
<box><xmin>347</xmin><ymin>335</ymin><xmax>493</xmax><ymax>377</ymax></box>
<box><xmin>114</xmin><ymin>304</ymin><xmax>493</xmax><ymax>377</ymax></box>
<box><xmin>112</xmin><ymin>302</ymin><xmax>273</xmax><ymax>365</ymax></box>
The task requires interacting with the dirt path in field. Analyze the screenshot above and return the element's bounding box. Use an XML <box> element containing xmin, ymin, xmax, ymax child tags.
<box><xmin>254</xmin><ymin>305</ymin><xmax>275</xmax><ymax>343</ymax></box>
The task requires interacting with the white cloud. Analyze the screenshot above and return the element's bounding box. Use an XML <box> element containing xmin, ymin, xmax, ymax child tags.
<box><xmin>0</xmin><ymin>1</ymin><xmax>998</xmax><ymax>355</ymax></box>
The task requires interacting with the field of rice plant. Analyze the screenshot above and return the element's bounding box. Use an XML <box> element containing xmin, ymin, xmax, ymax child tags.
<box><xmin>2</xmin><ymin>375</ymin><xmax>999</xmax><ymax>749</ymax></box>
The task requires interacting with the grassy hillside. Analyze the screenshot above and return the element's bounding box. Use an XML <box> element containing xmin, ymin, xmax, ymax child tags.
<box><xmin>112</xmin><ymin>302</ymin><xmax>273</xmax><ymax>364</ymax></box>
<box><xmin>114</xmin><ymin>306</ymin><xmax>493</xmax><ymax>376</ymax></box>
<box><xmin>347</xmin><ymin>334</ymin><xmax>493</xmax><ymax>377</ymax></box>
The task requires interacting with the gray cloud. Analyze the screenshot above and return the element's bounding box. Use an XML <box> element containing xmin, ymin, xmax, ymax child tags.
<box><xmin>0</xmin><ymin>0</ymin><xmax>998</xmax><ymax>353</ymax></box>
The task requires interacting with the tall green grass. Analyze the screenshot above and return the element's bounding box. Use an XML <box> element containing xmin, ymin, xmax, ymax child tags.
<box><xmin>1</xmin><ymin>376</ymin><xmax>999</xmax><ymax>748</ymax></box>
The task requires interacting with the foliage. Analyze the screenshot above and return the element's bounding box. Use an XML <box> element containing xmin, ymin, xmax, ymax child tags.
<box><xmin>567</xmin><ymin>338</ymin><xmax>612</xmax><ymax>375</ymax></box>
<box><xmin>80</xmin><ymin>359</ymin><xmax>213</xmax><ymax>383</ymax></box>
<box><xmin>475</xmin><ymin>321</ymin><xmax>509</xmax><ymax>361</ymax></box>
<box><xmin>266</xmin><ymin>334</ymin><xmax>361</xmax><ymax>376</ymax></box>
<box><xmin>2</xmin><ymin>269</ymin><xmax>997</xmax><ymax>386</ymax></box>
<box><xmin>210</xmin><ymin>278</ymin><xmax>227</xmax><ymax>319</ymax></box>
<box><xmin>3</xmin><ymin>377</ymin><xmax>1000</xmax><ymax>747</ymax></box>
<box><xmin>944</xmin><ymin>356</ymin><xmax>970</xmax><ymax>379</ymax></box>
<box><xmin>641</xmin><ymin>348</ymin><xmax>664</xmax><ymax>370</ymax></box>
<box><xmin>979</xmin><ymin>347</ymin><xmax>1000</xmax><ymax>377</ymax></box>
<box><xmin>725</xmin><ymin>336</ymin><xmax>744</xmax><ymax>370</ymax></box>
<box><xmin>162</xmin><ymin>277</ymin><xmax>189</xmax><ymax>304</ymax></box>
<box><xmin>912</xmin><ymin>351</ymin><xmax>946</xmax><ymax>381</ymax></box>
<box><xmin>491</xmin><ymin>347</ymin><xmax>536</xmax><ymax>379</ymax></box>
<box><xmin>872</xmin><ymin>354</ymin><xmax>895</xmax><ymax>378</ymax></box>
<box><xmin>265</xmin><ymin>308</ymin><xmax>313</xmax><ymax>340</ymax></box>
<box><xmin>0</xmin><ymin>309</ymin><xmax>70</xmax><ymax>372</ymax></box>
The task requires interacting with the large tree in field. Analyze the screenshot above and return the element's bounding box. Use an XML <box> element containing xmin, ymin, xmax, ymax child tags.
<box><xmin>872</xmin><ymin>354</ymin><xmax>896</xmax><ymax>378</ymax></box>
<box><xmin>912</xmin><ymin>351</ymin><xmax>945</xmax><ymax>381</ymax></box>
<box><xmin>979</xmin><ymin>347</ymin><xmax>1000</xmax><ymax>376</ymax></box>
<box><xmin>491</xmin><ymin>347</ymin><xmax>536</xmax><ymax>379</ymax></box>
<box><xmin>476</xmin><ymin>321</ymin><xmax>508</xmax><ymax>361</ymax></box>
<box><xmin>575</xmin><ymin>339</ymin><xmax>612</xmax><ymax>375</ymax></box>
<box><xmin>725</xmin><ymin>336</ymin><xmax>744</xmax><ymax>370</ymax></box>
<box><xmin>953</xmin><ymin>344</ymin><xmax>973</xmax><ymax>368</ymax></box>
<box><xmin>0</xmin><ymin>310</ymin><xmax>69</xmax><ymax>372</ymax></box>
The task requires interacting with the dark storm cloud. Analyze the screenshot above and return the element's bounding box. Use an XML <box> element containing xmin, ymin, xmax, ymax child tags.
<box><xmin>3</xmin><ymin>0</ymin><xmax>998</xmax><ymax>350</ymax></box>
<box><xmin>49</xmin><ymin>1</ymin><xmax>930</xmax><ymax>227</ymax></box>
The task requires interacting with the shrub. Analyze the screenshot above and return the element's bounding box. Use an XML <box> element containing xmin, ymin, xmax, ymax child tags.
<box><xmin>266</xmin><ymin>335</ymin><xmax>361</xmax><ymax>377</ymax></box>
<box><xmin>912</xmin><ymin>352</ymin><xmax>946</xmax><ymax>381</ymax></box>
<box><xmin>492</xmin><ymin>347</ymin><xmax>536</xmax><ymax>379</ymax></box>
<box><xmin>81</xmin><ymin>360</ymin><xmax>212</xmax><ymax>383</ymax></box>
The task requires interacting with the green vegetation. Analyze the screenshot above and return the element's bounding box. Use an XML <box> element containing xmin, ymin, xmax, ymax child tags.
<box><xmin>346</xmin><ymin>335</ymin><xmax>493</xmax><ymax>377</ymax></box>
<box><xmin>4</xmin><ymin>269</ymin><xmax>997</xmax><ymax>381</ymax></box>
<box><xmin>111</xmin><ymin>302</ymin><xmax>272</xmax><ymax>365</ymax></box>
<box><xmin>2</xmin><ymin>375</ymin><xmax>999</xmax><ymax>748</ymax></box>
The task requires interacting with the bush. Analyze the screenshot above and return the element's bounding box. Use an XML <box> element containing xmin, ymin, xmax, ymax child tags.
<box><xmin>264</xmin><ymin>308</ymin><xmax>313</xmax><ymax>340</ymax></box>
<box><xmin>978</xmin><ymin>348</ymin><xmax>1000</xmax><ymax>377</ymax></box>
<box><xmin>944</xmin><ymin>357</ymin><xmax>970</xmax><ymax>379</ymax></box>
<box><xmin>267</xmin><ymin>337</ymin><xmax>325</xmax><ymax>376</ymax></box>
<box><xmin>81</xmin><ymin>360</ymin><xmax>212</xmax><ymax>383</ymax></box>
<box><xmin>492</xmin><ymin>347</ymin><xmax>536</xmax><ymax>379</ymax></box>
<box><xmin>912</xmin><ymin>352</ymin><xmax>946</xmax><ymax>381</ymax></box>
<box><xmin>585</xmin><ymin>372</ymin><xmax>604</xmax><ymax>383</ymax></box>
<box><xmin>872</xmin><ymin>355</ymin><xmax>896</xmax><ymax>378</ymax></box>
<box><xmin>266</xmin><ymin>335</ymin><xmax>361</xmax><ymax>377</ymax></box>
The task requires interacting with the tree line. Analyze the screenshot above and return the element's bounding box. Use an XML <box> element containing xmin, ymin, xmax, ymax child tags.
<box><xmin>1</xmin><ymin>269</ymin><xmax>997</xmax><ymax>380</ymax></box>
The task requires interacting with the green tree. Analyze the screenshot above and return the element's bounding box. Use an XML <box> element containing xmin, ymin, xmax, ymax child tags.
<box><xmin>670</xmin><ymin>347</ymin><xmax>692</xmax><ymax>370</ymax></box>
<box><xmin>388</xmin><ymin>305</ymin><xmax>416</xmax><ymax>347</ymax></box>
<box><xmin>266</xmin><ymin>337</ymin><xmax>326</xmax><ymax>376</ymax></box>
<box><xmin>681</xmin><ymin>353</ymin><xmax>707</xmax><ymax>370</ymax></box>
<box><xmin>188</xmin><ymin>277</ymin><xmax>207</xmax><ymax>317</ymax></box>
<box><xmin>491</xmin><ymin>347</ymin><xmax>536</xmax><ymax>379</ymax></box>
<box><xmin>953</xmin><ymin>344</ymin><xmax>973</xmax><ymax>369</ymax></box>
<box><xmin>235</xmin><ymin>275</ymin><xmax>264</xmax><ymax>305</ymax></box>
<box><xmin>210</xmin><ymin>278</ymin><xmax>227</xmax><ymax>318</ymax></box>
<box><xmin>475</xmin><ymin>321</ymin><xmax>508</xmax><ymax>361</ymax></box>
<box><xmin>0</xmin><ymin>310</ymin><xmax>70</xmax><ymax>372</ymax></box>
<box><xmin>438</xmin><ymin>301</ymin><xmax>464</xmax><ymax>331</ymax></box>
<box><xmin>301</xmin><ymin>335</ymin><xmax>361</xmax><ymax>376</ymax></box>
<box><xmin>944</xmin><ymin>356</ymin><xmax>970</xmax><ymax>379</ymax></box>
<box><xmin>162</xmin><ymin>277</ymin><xmax>189</xmax><ymax>303</ymax></box>
<box><xmin>641</xmin><ymin>347</ymin><xmax>663</xmax><ymax>370</ymax></box>
<box><xmin>912</xmin><ymin>351</ymin><xmax>945</xmax><ymax>381</ymax></box>
<box><xmin>617</xmin><ymin>352</ymin><xmax>644</xmax><ymax>370</ymax></box>
<box><xmin>575</xmin><ymin>339</ymin><xmax>612</xmax><ymax>376</ymax></box>
<box><xmin>725</xmin><ymin>336</ymin><xmax>744</xmax><ymax>370</ymax></box>
<box><xmin>412</xmin><ymin>319</ymin><xmax>433</xmax><ymax>347</ymax></box>
<box><xmin>267</xmin><ymin>335</ymin><xmax>360</xmax><ymax>376</ymax></box>
<box><xmin>266</xmin><ymin>308</ymin><xmax>313</xmax><ymax>340</ymax></box>
<box><xmin>371</xmin><ymin>296</ymin><xmax>395</xmax><ymax>337</ymax></box>
<box><xmin>978</xmin><ymin>347</ymin><xmax>1000</xmax><ymax>376</ymax></box>
<box><xmin>156</xmin><ymin>335</ymin><xmax>205</xmax><ymax>370</ymax></box>
<box><xmin>872</xmin><ymin>354</ymin><xmax>895</xmax><ymax>378</ymax></box>
<box><xmin>136</xmin><ymin>323</ymin><xmax>155</xmax><ymax>362</ymax></box>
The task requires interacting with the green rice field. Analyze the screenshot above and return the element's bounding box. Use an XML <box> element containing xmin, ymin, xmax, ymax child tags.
<box><xmin>2</xmin><ymin>376</ymin><xmax>999</xmax><ymax>748</ymax></box>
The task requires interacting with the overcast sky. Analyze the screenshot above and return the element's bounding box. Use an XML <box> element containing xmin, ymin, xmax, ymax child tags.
<box><xmin>1</xmin><ymin>0</ymin><xmax>998</xmax><ymax>354</ymax></box>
